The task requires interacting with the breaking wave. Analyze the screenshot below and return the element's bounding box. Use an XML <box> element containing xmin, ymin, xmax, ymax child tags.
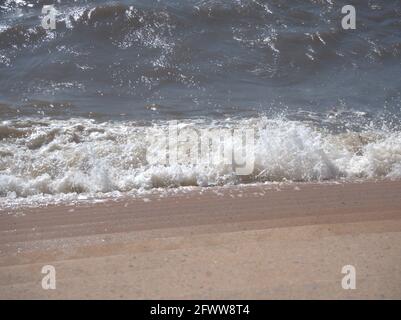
<box><xmin>1</xmin><ymin>116</ymin><xmax>400</xmax><ymax>205</ymax></box>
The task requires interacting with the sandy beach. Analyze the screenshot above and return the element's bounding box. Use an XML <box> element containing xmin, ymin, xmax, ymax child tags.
<box><xmin>0</xmin><ymin>180</ymin><xmax>401</xmax><ymax>299</ymax></box>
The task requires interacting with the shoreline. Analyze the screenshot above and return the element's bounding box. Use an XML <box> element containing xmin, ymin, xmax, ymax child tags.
<box><xmin>1</xmin><ymin>180</ymin><xmax>401</xmax><ymax>299</ymax></box>
<box><xmin>0</xmin><ymin>178</ymin><xmax>395</xmax><ymax>210</ymax></box>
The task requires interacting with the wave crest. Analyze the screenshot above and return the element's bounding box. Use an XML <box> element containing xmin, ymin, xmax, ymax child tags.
<box><xmin>1</xmin><ymin>117</ymin><xmax>400</xmax><ymax>204</ymax></box>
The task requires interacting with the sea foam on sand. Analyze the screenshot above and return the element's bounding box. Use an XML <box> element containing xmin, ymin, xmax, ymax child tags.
<box><xmin>0</xmin><ymin>116</ymin><xmax>400</xmax><ymax>206</ymax></box>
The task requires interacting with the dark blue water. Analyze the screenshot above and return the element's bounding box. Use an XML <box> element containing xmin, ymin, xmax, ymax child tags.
<box><xmin>0</xmin><ymin>0</ymin><xmax>400</xmax><ymax>123</ymax></box>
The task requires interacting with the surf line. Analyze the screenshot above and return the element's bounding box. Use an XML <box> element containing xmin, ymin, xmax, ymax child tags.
<box><xmin>150</xmin><ymin>304</ymin><xmax>185</xmax><ymax>318</ymax></box>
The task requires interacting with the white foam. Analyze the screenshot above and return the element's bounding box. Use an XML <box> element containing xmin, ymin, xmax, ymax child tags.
<box><xmin>0</xmin><ymin>117</ymin><xmax>400</xmax><ymax>207</ymax></box>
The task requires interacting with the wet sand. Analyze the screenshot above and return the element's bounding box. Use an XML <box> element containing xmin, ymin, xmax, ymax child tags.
<box><xmin>0</xmin><ymin>181</ymin><xmax>401</xmax><ymax>299</ymax></box>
